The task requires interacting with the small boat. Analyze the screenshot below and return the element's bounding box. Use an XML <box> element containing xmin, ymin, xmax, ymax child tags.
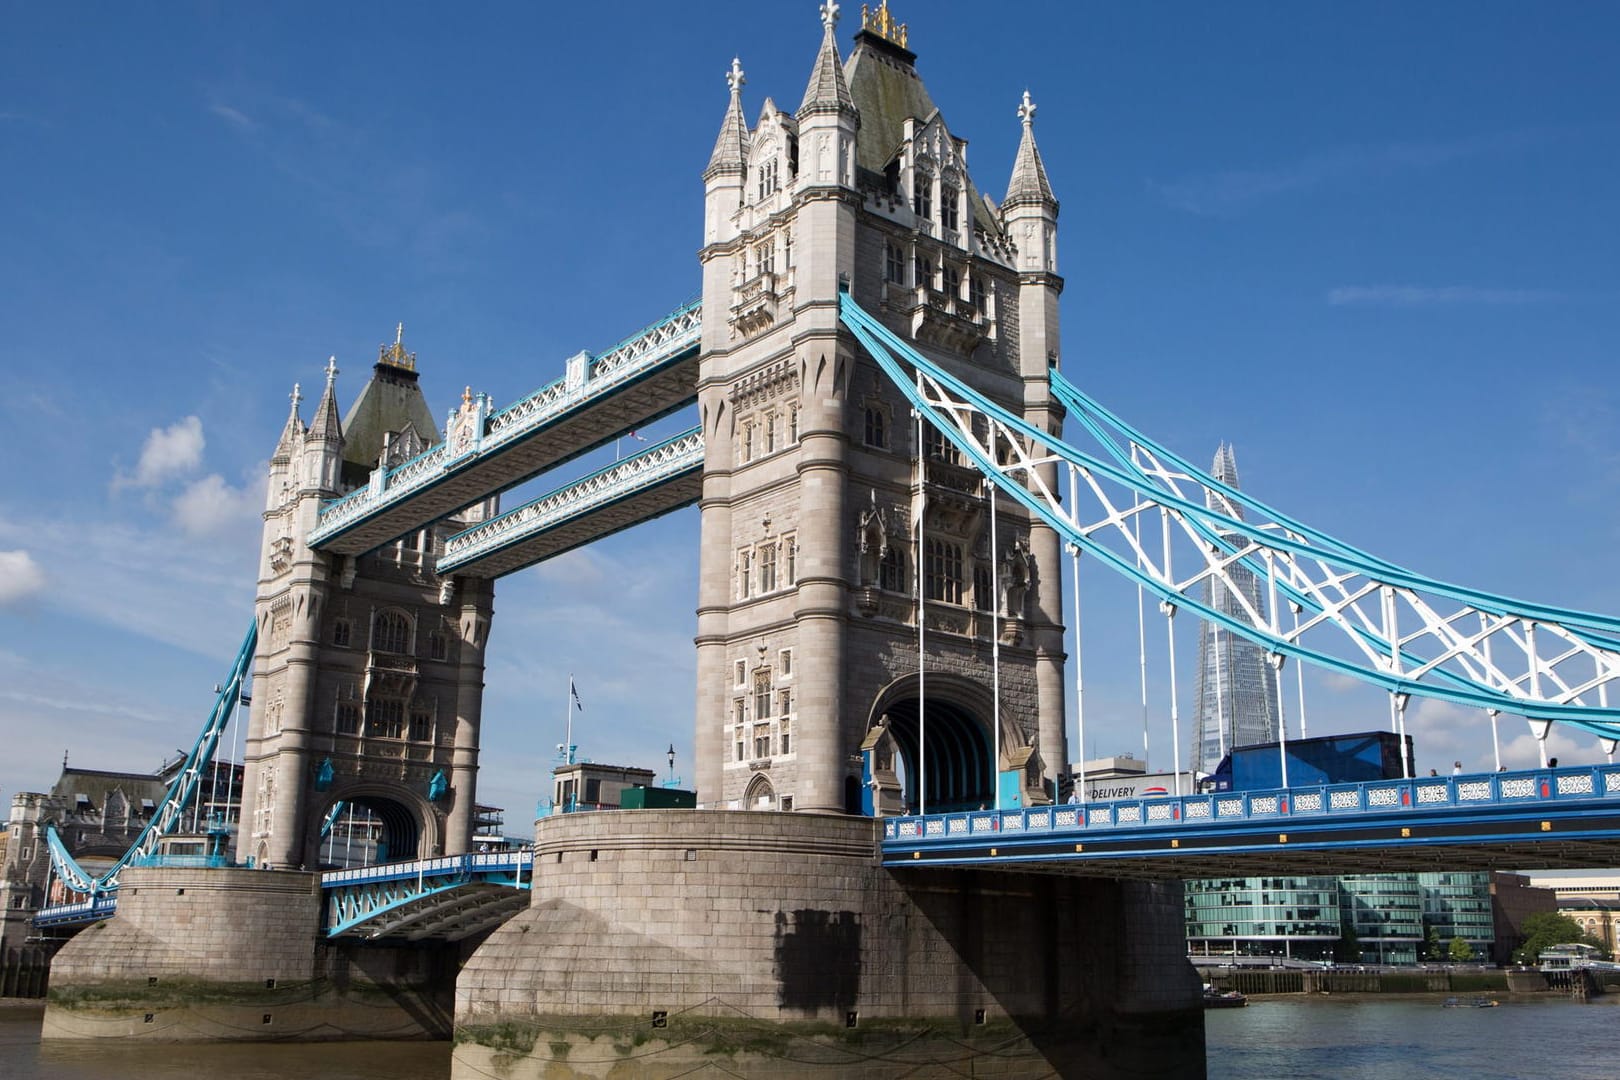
<box><xmin>1442</xmin><ymin>996</ymin><xmax>1499</xmax><ymax>1008</ymax></box>
<box><xmin>1203</xmin><ymin>985</ymin><xmax>1247</xmax><ymax>1009</ymax></box>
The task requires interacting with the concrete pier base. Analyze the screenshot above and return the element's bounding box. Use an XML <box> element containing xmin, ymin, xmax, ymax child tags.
<box><xmin>454</xmin><ymin>811</ymin><xmax>1204</xmax><ymax>1079</ymax></box>
<box><xmin>41</xmin><ymin>866</ymin><xmax>455</xmax><ymax>1042</ymax></box>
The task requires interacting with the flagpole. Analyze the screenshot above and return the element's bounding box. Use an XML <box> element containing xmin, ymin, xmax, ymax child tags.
<box><xmin>565</xmin><ymin>673</ymin><xmax>575</xmax><ymax>765</ymax></box>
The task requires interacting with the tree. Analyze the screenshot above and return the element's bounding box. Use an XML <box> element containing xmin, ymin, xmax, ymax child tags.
<box><xmin>1424</xmin><ymin>923</ymin><xmax>1445</xmax><ymax>961</ymax></box>
<box><xmin>1448</xmin><ymin>936</ymin><xmax>1475</xmax><ymax>962</ymax></box>
<box><xmin>1512</xmin><ymin>912</ymin><xmax>1610</xmax><ymax>965</ymax></box>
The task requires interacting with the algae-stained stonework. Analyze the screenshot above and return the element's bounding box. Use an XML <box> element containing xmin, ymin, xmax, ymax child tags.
<box><xmin>693</xmin><ymin>1</ymin><xmax>1068</xmax><ymax>818</ymax></box>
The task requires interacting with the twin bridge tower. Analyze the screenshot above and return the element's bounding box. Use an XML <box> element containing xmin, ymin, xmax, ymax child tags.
<box><xmin>239</xmin><ymin>7</ymin><xmax>1069</xmax><ymax>870</ymax></box>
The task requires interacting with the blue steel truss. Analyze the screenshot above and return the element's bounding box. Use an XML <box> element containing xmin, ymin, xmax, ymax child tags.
<box><xmin>881</xmin><ymin>765</ymin><xmax>1620</xmax><ymax>876</ymax></box>
<box><xmin>308</xmin><ymin>299</ymin><xmax>702</xmax><ymax>551</ymax></box>
<box><xmin>43</xmin><ymin>620</ymin><xmax>258</xmax><ymax>901</ymax></box>
<box><xmin>437</xmin><ymin>426</ymin><xmax>703</xmax><ymax>577</ymax></box>
<box><xmin>322</xmin><ymin>851</ymin><xmax>533</xmax><ymax>940</ymax></box>
<box><xmin>838</xmin><ymin>293</ymin><xmax>1620</xmax><ymax>738</ymax></box>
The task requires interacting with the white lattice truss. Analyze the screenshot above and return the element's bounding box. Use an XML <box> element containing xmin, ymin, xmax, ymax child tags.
<box><xmin>839</xmin><ymin>294</ymin><xmax>1620</xmax><ymax>741</ymax></box>
<box><xmin>310</xmin><ymin>299</ymin><xmax>702</xmax><ymax>543</ymax></box>
<box><xmin>437</xmin><ymin>427</ymin><xmax>703</xmax><ymax>572</ymax></box>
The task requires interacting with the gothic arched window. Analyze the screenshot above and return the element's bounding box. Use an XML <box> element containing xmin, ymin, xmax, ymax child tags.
<box><xmin>374</xmin><ymin>611</ymin><xmax>411</xmax><ymax>655</ymax></box>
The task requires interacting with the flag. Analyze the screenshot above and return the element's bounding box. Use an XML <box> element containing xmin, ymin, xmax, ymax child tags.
<box><xmin>570</xmin><ymin>677</ymin><xmax>583</xmax><ymax>712</ymax></box>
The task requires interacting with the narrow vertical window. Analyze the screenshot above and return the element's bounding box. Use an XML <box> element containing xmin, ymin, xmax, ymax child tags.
<box><xmin>754</xmin><ymin>670</ymin><xmax>773</xmax><ymax>719</ymax></box>
<box><xmin>941</xmin><ymin>186</ymin><xmax>959</xmax><ymax>230</ymax></box>
<box><xmin>759</xmin><ymin>543</ymin><xmax>777</xmax><ymax>592</ymax></box>
<box><xmin>885</xmin><ymin>242</ymin><xmax>905</xmax><ymax>283</ymax></box>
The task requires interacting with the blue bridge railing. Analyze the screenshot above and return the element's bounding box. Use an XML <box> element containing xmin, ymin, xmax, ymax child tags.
<box><xmin>884</xmin><ymin>765</ymin><xmax>1620</xmax><ymax>849</ymax></box>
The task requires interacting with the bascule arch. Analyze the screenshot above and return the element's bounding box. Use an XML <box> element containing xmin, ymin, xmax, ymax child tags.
<box><xmin>863</xmin><ymin>674</ymin><xmax>1036</xmax><ymax>816</ymax></box>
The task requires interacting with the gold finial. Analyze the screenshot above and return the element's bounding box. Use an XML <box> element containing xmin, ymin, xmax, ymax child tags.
<box><xmin>860</xmin><ymin>1</ymin><xmax>907</xmax><ymax>48</ymax></box>
<box><xmin>378</xmin><ymin>323</ymin><xmax>418</xmax><ymax>371</ymax></box>
<box><xmin>462</xmin><ymin>385</ymin><xmax>473</xmax><ymax>408</ymax></box>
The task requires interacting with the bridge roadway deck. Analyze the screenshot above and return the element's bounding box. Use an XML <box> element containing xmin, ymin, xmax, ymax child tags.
<box><xmin>310</xmin><ymin>303</ymin><xmax>700</xmax><ymax>556</ymax></box>
<box><xmin>436</xmin><ymin>427</ymin><xmax>703</xmax><ymax>578</ymax></box>
<box><xmin>322</xmin><ymin>850</ymin><xmax>533</xmax><ymax>940</ymax></box>
<box><xmin>882</xmin><ymin>766</ymin><xmax>1620</xmax><ymax>879</ymax></box>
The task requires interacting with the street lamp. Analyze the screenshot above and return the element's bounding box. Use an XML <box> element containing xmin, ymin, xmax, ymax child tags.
<box><xmin>667</xmin><ymin>743</ymin><xmax>676</xmax><ymax>784</ymax></box>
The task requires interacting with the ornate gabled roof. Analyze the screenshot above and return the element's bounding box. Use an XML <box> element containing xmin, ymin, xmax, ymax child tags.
<box><xmin>1003</xmin><ymin>91</ymin><xmax>1057</xmax><ymax>211</ymax></box>
<box><xmin>308</xmin><ymin>357</ymin><xmax>344</xmax><ymax>444</ymax></box>
<box><xmin>705</xmin><ymin>57</ymin><xmax>751</xmax><ymax>180</ymax></box>
<box><xmin>339</xmin><ymin>329</ymin><xmax>441</xmax><ymax>480</ymax></box>
<box><xmin>798</xmin><ymin>2</ymin><xmax>856</xmax><ymax>120</ymax></box>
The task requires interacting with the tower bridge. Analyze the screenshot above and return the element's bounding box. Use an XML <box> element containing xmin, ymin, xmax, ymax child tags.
<box><xmin>34</xmin><ymin>4</ymin><xmax>1620</xmax><ymax>1076</ymax></box>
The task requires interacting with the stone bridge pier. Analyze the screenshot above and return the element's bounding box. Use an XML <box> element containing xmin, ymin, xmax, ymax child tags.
<box><xmin>453</xmin><ymin>812</ymin><xmax>1204</xmax><ymax>1079</ymax></box>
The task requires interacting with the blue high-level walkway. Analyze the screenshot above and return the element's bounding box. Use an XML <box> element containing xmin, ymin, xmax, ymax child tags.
<box><xmin>436</xmin><ymin>426</ymin><xmax>703</xmax><ymax>578</ymax></box>
<box><xmin>881</xmin><ymin>765</ymin><xmax>1620</xmax><ymax>878</ymax></box>
<box><xmin>308</xmin><ymin>299</ymin><xmax>701</xmax><ymax>556</ymax></box>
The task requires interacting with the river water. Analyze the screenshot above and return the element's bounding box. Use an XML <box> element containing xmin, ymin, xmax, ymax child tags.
<box><xmin>5</xmin><ymin>994</ymin><xmax>1619</xmax><ymax>1078</ymax></box>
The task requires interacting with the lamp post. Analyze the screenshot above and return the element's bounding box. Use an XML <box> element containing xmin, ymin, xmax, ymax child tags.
<box><xmin>667</xmin><ymin>743</ymin><xmax>676</xmax><ymax>786</ymax></box>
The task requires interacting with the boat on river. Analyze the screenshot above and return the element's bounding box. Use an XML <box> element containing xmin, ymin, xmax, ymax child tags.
<box><xmin>1203</xmin><ymin>984</ymin><xmax>1248</xmax><ymax>1008</ymax></box>
<box><xmin>1442</xmin><ymin>996</ymin><xmax>1499</xmax><ymax>1008</ymax></box>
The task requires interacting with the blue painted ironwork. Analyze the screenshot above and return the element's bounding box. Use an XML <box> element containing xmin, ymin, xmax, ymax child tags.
<box><xmin>322</xmin><ymin>850</ymin><xmax>534</xmax><ymax>940</ymax></box>
<box><xmin>42</xmin><ymin>620</ymin><xmax>258</xmax><ymax>904</ymax></box>
<box><xmin>881</xmin><ymin>765</ymin><xmax>1620</xmax><ymax>871</ymax></box>
<box><xmin>31</xmin><ymin>896</ymin><xmax>118</xmax><ymax>929</ymax></box>
<box><xmin>838</xmin><ymin>293</ymin><xmax>1620</xmax><ymax>734</ymax></box>
<box><xmin>308</xmin><ymin>299</ymin><xmax>702</xmax><ymax>550</ymax></box>
<box><xmin>436</xmin><ymin>426</ymin><xmax>704</xmax><ymax>575</ymax></box>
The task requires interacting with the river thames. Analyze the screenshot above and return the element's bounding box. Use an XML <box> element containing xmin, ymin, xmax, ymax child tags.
<box><xmin>6</xmin><ymin>994</ymin><xmax>1620</xmax><ymax>1078</ymax></box>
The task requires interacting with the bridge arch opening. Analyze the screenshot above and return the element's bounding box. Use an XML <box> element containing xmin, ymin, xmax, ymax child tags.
<box><xmin>864</xmin><ymin>673</ymin><xmax>1014</xmax><ymax>814</ymax></box>
<box><xmin>314</xmin><ymin>791</ymin><xmax>433</xmax><ymax>869</ymax></box>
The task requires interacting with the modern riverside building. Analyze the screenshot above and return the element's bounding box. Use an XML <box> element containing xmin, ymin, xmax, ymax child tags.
<box><xmin>1185</xmin><ymin>876</ymin><xmax>1343</xmax><ymax>962</ymax></box>
<box><xmin>1341</xmin><ymin>874</ymin><xmax>1425</xmax><ymax>965</ymax></box>
<box><xmin>1418</xmin><ymin>871</ymin><xmax>1495</xmax><ymax>958</ymax></box>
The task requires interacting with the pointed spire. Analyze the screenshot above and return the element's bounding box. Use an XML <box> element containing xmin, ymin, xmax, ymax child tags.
<box><xmin>799</xmin><ymin>1</ymin><xmax>856</xmax><ymax>119</ymax></box>
<box><xmin>1004</xmin><ymin>90</ymin><xmax>1057</xmax><ymax>210</ymax></box>
<box><xmin>705</xmin><ymin>56</ymin><xmax>752</xmax><ymax>179</ymax></box>
<box><xmin>308</xmin><ymin>356</ymin><xmax>343</xmax><ymax>443</ymax></box>
<box><xmin>1207</xmin><ymin>443</ymin><xmax>1245</xmax><ymax>521</ymax></box>
<box><xmin>272</xmin><ymin>383</ymin><xmax>305</xmax><ymax>463</ymax></box>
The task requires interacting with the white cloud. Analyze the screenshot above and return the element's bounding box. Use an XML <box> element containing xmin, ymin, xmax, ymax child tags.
<box><xmin>209</xmin><ymin>103</ymin><xmax>256</xmax><ymax>130</ymax></box>
<box><xmin>0</xmin><ymin>549</ymin><xmax>46</xmax><ymax>606</ymax></box>
<box><xmin>172</xmin><ymin>474</ymin><xmax>261</xmax><ymax>536</ymax></box>
<box><xmin>118</xmin><ymin>415</ymin><xmax>205</xmax><ymax>490</ymax></box>
<box><xmin>1327</xmin><ymin>285</ymin><xmax>1563</xmax><ymax>308</ymax></box>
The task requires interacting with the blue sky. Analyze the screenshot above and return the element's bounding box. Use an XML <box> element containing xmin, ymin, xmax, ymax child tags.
<box><xmin>2</xmin><ymin>2</ymin><xmax>1617</xmax><ymax>818</ymax></box>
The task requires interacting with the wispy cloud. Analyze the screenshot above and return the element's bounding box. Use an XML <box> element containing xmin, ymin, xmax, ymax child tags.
<box><xmin>114</xmin><ymin>415</ymin><xmax>205</xmax><ymax>491</ymax></box>
<box><xmin>208</xmin><ymin>103</ymin><xmax>256</xmax><ymax>131</ymax></box>
<box><xmin>1151</xmin><ymin>130</ymin><xmax>1548</xmax><ymax>217</ymax></box>
<box><xmin>172</xmin><ymin>473</ymin><xmax>262</xmax><ymax>536</ymax></box>
<box><xmin>0</xmin><ymin>549</ymin><xmax>46</xmax><ymax>606</ymax></box>
<box><xmin>1326</xmin><ymin>285</ymin><xmax>1564</xmax><ymax>308</ymax></box>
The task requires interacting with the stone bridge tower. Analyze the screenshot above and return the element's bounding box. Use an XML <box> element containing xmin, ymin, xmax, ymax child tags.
<box><xmin>694</xmin><ymin>2</ymin><xmax>1067</xmax><ymax>814</ymax></box>
<box><xmin>237</xmin><ymin>338</ymin><xmax>495</xmax><ymax>870</ymax></box>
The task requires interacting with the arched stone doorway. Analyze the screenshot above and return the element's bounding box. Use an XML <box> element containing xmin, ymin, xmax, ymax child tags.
<box><xmin>744</xmin><ymin>773</ymin><xmax>776</xmax><ymax>811</ymax></box>
<box><xmin>863</xmin><ymin>673</ymin><xmax>1032</xmax><ymax>815</ymax></box>
<box><xmin>311</xmin><ymin>789</ymin><xmax>435</xmax><ymax>869</ymax></box>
